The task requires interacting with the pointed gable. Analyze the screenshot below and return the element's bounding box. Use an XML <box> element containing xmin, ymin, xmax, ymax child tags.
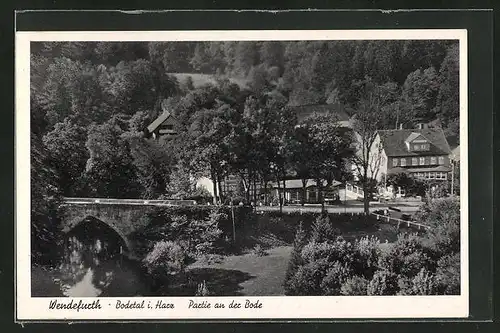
<box><xmin>378</xmin><ymin>128</ymin><xmax>451</xmax><ymax>157</ymax></box>
<box><xmin>405</xmin><ymin>132</ymin><xmax>426</xmax><ymax>144</ymax></box>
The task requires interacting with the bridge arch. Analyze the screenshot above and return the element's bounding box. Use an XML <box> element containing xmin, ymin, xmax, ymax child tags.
<box><xmin>64</xmin><ymin>215</ymin><xmax>132</xmax><ymax>254</ymax></box>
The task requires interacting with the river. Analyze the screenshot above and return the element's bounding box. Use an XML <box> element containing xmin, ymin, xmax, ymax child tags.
<box><xmin>32</xmin><ymin>234</ymin><xmax>150</xmax><ymax>297</ymax></box>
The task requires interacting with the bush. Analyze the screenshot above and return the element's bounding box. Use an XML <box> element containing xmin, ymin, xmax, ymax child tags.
<box><xmin>195</xmin><ymin>280</ymin><xmax>212</xmax><ymax>296</ymax></box>
<box><xmin>283</xmin><ymin>222</ymin><xmax>308</xmax><ymax>290</ymax></box>
<box><xmin>301</xmin><ymin>238</ymin><xmax>355</xmax><ymax>267</ymax></box>
<box><xmin>190</xmin><ymin>209</ymin><xmax>225</xmax><ymax>256</ymax></box>
<box><xmin>352</xmin><ymin>236</ymin><xmax>381</xmax><ymax>279</ymax></box>
<box><xmin>143</xmin><ymin>241</ymin><xmax>188</xmax><ymax>278</ymax></box>
<box><xmin>131</xmin><ymin>206</ymin><xmax>231</xmax><ymax>257</ymax></box>
<box><xmin>282</xmin><ymin>195</ymin><xmax>460</xmax><ymax>297</ymax></box>
<box><xmin>367</xmin><ymin>270</ymin><xmax>399</xmax><ymax>295</ymax></box>
<box><xmin>378</xmin><ymin>233</ymin><xmax>435</xmax><ymax>278</ymax></box>
<box><xmin>310</xmin><ymin>214</ymin><xmax>339</xmax><ymax>243</ymax></box>
<box><xmin>285</xmin><ymin>258</ymin><xmax>333</xmax><ymax>296</ymax></box>
<box><xmin>340</xmin><ymin>276</ymin><xmax>369</xmax><ymax>296</ymax></box>
<box><xmin>435</xmin><ymin>253</ymin><xmax>460</xmax><ymax>295</ymax></box>
<box><xmin>416</xmin><ymin>197</ymin><xmax>460</xmax><ymax>255</ymax></box>
<box><xmin>320</xmin><ymin>261</ymin><xmax>352</xmax><ymax>295</ymax></box>
<box><xmin>410</xmin><ymin>268</ymin><xmax>437</xmax><ymax>295</ymax></box>
<box><xmin>285</xmin><ymin>237</ymin><xmax>357</xmax><ymax>295</ymax></box>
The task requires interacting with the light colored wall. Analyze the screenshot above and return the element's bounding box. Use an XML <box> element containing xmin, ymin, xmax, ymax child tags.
<box><xmin>196</xmin><ymin>177</ymin><xmax>214</xmax><ymax>197</ymax></box>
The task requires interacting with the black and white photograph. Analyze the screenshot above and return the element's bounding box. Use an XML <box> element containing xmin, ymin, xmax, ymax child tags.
<box><xmin>16</xmin><ymin>28</ymin><xmax>469</xmax><ymax>320</ymax></box>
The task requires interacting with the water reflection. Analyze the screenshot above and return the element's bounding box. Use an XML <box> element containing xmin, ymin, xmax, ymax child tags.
<box><xmin>54</xmin><ymin>236</ymin><xmax>118</xmax><ymax>296</ymax></box>
<box><xmin>32</xmin><ymin>219</ymin><xmax>150</xmax><ymax>298</ymax></box>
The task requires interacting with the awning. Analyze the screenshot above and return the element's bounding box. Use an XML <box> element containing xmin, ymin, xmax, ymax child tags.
<box><xmin>387</xmin><ymin>167</ymin><xmax>410</xmax><ymax>175</ymax></box>
<box><xmin>405</xmin><ymin>166</ymin><xmax>451</xmax><ymax>173</ymax></box>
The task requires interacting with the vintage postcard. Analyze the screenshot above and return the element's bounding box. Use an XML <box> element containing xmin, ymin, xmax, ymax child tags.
<box><xmin>16</xmin><ymin>29</ymin><xmax>468</xmax><ymax>321</ymax></box>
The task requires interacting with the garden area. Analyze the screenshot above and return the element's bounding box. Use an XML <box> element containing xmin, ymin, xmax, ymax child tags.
<box><xmin>120</xmin><ymin>196</ymin><xmax>458</xmax><ymax>297</ymax></box>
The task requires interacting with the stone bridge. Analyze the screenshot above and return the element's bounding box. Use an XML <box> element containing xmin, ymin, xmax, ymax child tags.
<box><xmin>59</xmin><ymin>197</ymin><xmax>197</xmax><ymax>257</ymax></box>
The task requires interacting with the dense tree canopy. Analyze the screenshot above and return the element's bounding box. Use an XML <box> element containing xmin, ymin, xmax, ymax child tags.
<box><xmin>30</xmin><ymin>40</ymin><xmax>459</xmax><ymax>203</ymax></box>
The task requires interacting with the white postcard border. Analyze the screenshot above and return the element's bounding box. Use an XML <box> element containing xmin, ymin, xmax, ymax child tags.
<box><xmin>15</xmin><ymin>29</ymin><xmax>469</xmax><ymax>321</ymax></box>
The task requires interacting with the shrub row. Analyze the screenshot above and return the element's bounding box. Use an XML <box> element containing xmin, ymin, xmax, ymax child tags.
<box><xmin>129</xmin><ymin>205</ymin><xmax>255</xmax><ymax>257</ymax></box>
<box><xmin>284</xmin><ymin>198</ymin><xmax>461</xmax><ymax>296</ymax></box>
<box><xmin>254</xmin><ymin>211</ymin><xmax>379</xmax><ymax>244</ymax></box>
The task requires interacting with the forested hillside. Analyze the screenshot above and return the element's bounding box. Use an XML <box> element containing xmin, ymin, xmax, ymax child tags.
<box><xmin>30</xmin><ymin>40</ymin><xmax>459</xmax><ymax>203</ymax></box>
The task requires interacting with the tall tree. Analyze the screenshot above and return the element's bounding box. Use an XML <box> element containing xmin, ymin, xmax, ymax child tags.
<box><xmin>350</xmin><ymin>78</ymin><xmax>396</xmax><ymax>214</ymax></box>
<box><xmin>39</xmin><ymin>57</ymin><xmax>83</xmax><ymax>126</ymax></box>
<box><xmin>42</xmin><ymin>119</ymin><xmax>89</xmax><ymax>196</ymax></box>
<box><xmin>400</xmin><ymin>67</ymin><xmax>440</xmax><ymax>122</ymax></box>
<box><xmin>186</xmin><ymin>103</ymin><xmax>236</xmax><ymax>204</ymax></box>
<box><xmin>288</xmin><ymin>122</ymin><xmax>316</xmax><ymax>205</ymax></box>
<box><xmin>125</xmin><ymin>131</ymin><xmax>174</xmax><ymax>199</ymax></box>
<box><xmin>232</xmin><ymin>42</ymin><xmax>260</xmax><ymax>77</ymax></box>
<box><xmin>31</xmin><ymin>132</ymin><xmax>62</xmax><ymax>265</ymax></box>
<box><xmin>297</xmin><ymin>114</ymin><xmax>353</xmax><ymax>209</ymax></box>
<box><xmin>259</xmin><ymin>41</ymin><xmax>285</xmax><ymax>72</ymax></box>
<box><xmin>434</xmin><ymin>44</ymin><xmax>460</xmax><ymax>139</ymax></box>
<box><xmin>106</xmin><ymin>59</ymin><xmax>178</xmax><ymax>117</ymax></box>
<box><xmin>84</xmin><ymin>115</ymin><xmax>140</xmax><ymax>198</ymax></box>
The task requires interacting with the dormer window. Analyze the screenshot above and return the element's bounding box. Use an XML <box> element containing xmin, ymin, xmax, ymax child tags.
<box><xmin>405</xmin><ymin>132</ymin><xmax>430</xmax><ymax>152</ymax></box>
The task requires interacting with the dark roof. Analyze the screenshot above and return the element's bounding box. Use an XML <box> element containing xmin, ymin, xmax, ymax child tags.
<box><xmin>288</xmin><ymin>103</ymin><xmax>351</xmax><ymax>124</ymax></box>
<box><xmin>270</xmin><ymin>179</ymin><xmax>342</xmax><ymax>189</ymax></box>
<box><xmin>378</xmin><ymin>128</ymin><xmax>451</xmax><ymax>157</ymax></box>
<box><xmin>147</xmin><ymin>111</ymin><xmax>171</xmax><ymax>133</ymax></box>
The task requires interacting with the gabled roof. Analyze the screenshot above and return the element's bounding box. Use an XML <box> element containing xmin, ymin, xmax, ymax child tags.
<box><xmin>378</xmin><ymin>128</ymin><xmax>451</xmax><ymax>157</ymax></box>
<box><xmin>288</xmin><ymin>103</ymin><xmax>351</xmax><ymax>126</ymax></box>
<box><xmin>147</xmin><ymin>111</ymin><xmax>171</xmax><ymax>133</ymax></box>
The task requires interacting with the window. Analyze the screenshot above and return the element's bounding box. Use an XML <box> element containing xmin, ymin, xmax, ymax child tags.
<box><xmin>412</xmin><ymin>157</ymin><xmax>418</xmax><ymax>166</ymax></box>
<box><xmin>413</xmin><ymin>144</ymin><xmax>419</xmax><ymax>151</ymax></box>
<box><xmin>438</xmin><ymin>156</ymin><xmax>445</xmax><ymax>165</ymax></box>
<box><xmin>430</xmin><ymin>156</ymin><xmax>437</xmax><ymax>164</ymax></box>
<box><xmin>392</xmin><ymin>158</ymin><xmax>398</xmax><ymax>167</ymax></box>
<box><xmin>419</xmin><ymin>157</ymin><xmax>425</xmax><ymax>165</ymax></box>
<box><xmin>400</xmin><ymin>158</ymin><xmax>406</xmax><ymax>167</ymax></box>
<box><xmin>418</xmin><ymin>144</ymin><xmax>428</xmax><ymax>151</ymax></box>
<box><xmin>429</xmin><ymin>172</ymin><xmax>436</xmax><ymax>179</ymax></box>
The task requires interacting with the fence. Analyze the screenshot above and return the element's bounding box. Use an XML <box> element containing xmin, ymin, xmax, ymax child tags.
<box><xmin>345</xmin><ymin>183</ymin><xmax>364</xmax><ymax>196</ymax></box>
<box><xmin>371</xmin><ymin>212</ymin><xmax>430</xmax><ymax>231</ymax></box>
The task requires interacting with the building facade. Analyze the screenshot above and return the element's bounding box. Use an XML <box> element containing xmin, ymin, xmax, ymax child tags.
<box><xmin>377</xmin><ymin>128</ymin><xmax>452</xmax><ymax>182</ymax></box>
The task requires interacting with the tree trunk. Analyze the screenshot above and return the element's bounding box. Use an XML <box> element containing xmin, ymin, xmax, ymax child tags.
<box><xmin>211</xmin><ymin>169</ymin><xmax>218</xmax><ymax>205</ymax></box>
<box><xmin>217</xmin><ymin>173</ymin><xmax>223</xmax><ymax>204</ymax></box>
<box><xmin>241</xmin><ymin>175</ymin><xmax>249</xmax><ymax>204</ymax></box>
<box><xmin>363</xmin><ymin>167</ymin><xmax>370</xmax><ymax>215</ymax></box>
<box><xmin>301</xmin><ymin>178</ymin><xmax>307</xmax><ymax>206</ymax></box>
<box><xmin>276</xmin><ymin>173</ymin><xmax>282</xmax><ymax>213</ymax></box>
<box><xmin>252</xmin><ymin>175</ymin><xmax>257</xmax><ymax>204</ymax></box>
<box><xmin>363</xmin><ymin>188</ymin><xmax>370</xmax><ymax>214</ymax></box>
<box><xmin>262</xmin><ymin>175</ymin><xmax>268</xmax><ymax>206</ymax></box>
<box><xmin>317</xmin><ymin>179</ymin><xmax>325</xmax><ymax>212</ymax></box>
<box><xmin>282</xmin><ymin>171</ymin><xmax>287</xmax><ymax>206</ymax></box>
